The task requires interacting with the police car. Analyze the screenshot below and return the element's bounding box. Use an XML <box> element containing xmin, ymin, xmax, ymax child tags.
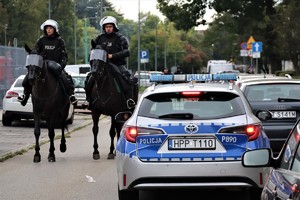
<box><xmin>116</xmin><ymin>74</ymin><xmax>271</xmax><ymax>200</ymax></box>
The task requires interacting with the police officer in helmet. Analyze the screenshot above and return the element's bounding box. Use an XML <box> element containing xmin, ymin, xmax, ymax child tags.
<box><xmin>84</xmin><ymin>16</ymin><xmax>138</xmax><ymax>109</ymax></box>
<box><xmin>18</xmin><ymin>19</ymin><xmax>77</xmax><ymax>106</ymax></box>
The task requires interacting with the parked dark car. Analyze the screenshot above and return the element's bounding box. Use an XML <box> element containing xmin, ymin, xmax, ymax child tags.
<box><xmin>242</xmin><ymin>111</ymin><xmax>300</xmax><ymax>200</ymax></box>
<box><xmin>239</xmin><ymin>77</ymin><xmax>300</xmax><ymax>155</ymax></box>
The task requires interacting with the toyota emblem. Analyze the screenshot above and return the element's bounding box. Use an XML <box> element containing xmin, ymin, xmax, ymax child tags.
<box><xmin>184</xmin><ymin>124</ymin><xmax>198</xmax><ymax>134</ymax></box>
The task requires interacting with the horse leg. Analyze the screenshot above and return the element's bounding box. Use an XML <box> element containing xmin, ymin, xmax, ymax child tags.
<box><xmin>60</xmin><ymin>121</ymin><xmax>67</xmax><ymax>153</ymax></box>
<box><xmin>108</xmin><ymin>119</ymin><xmax>117</xmax><ymax>159</ymax></box>
<box><xmin>108</xmin><ymin>118</ymin><xmax>122</xmax><ymax>159</ymax></box>
<box><xmin>47</xmin><ymin>121</ymin><xmax>56</xmax><ymax>162</ymax></box>
<box><xmin>92</xmin><ymin>112</ymin><xmax>100</xmax><ymax>160</ymax></box>
<box><xmin>33</xmin><ymin>117</ymin><xmax>41</xmax><ymax>163</ymax></box>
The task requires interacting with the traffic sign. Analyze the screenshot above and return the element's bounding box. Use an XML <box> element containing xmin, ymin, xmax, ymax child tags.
<box><xmin>253</xmin><ymin>52</ymin><xmax>261</xmax><ymax>58</ymax></box>
<box><xmin>140</xmin><ymin>50</ymin><xmax>149</xmax><ymax>63</ymax></box>
<box><xmin>240</xmin><ymin>42</ymin><xmax>247</xmax><ymax>50</ymax></box>
<box><xmin>252</xmin><ymin>42</ymin><xmax>263</xmax><ymax>52</ymax></box>
<box><xmin>247</xmin><ymin>36</ymin><xmax>255</xmax><ymax>49</ymax></box>
<box><xmin>240</xmin><ymin>50</ymin><xmax>248</xmax><ymax>57</ymax></box>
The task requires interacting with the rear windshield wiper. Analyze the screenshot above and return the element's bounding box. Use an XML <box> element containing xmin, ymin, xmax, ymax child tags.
<box><xmin>158</xmin><ymin>113</ymin><xmax>194</xmax><ymax>119</ymax></box>
<box><xmin>278</xmin><ymin>97</ymin><xmax>300</xmax><ymax>102</ymax></box>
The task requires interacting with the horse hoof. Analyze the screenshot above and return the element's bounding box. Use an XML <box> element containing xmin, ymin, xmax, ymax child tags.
<box><xmin>107</xmin><ymin>153</ymin><xmax>115</xmax><ymax>159</ymax></box>
<box><xmin>48</xmin><ymin>157</ymin><xmax>56</xmax><ymax>162</ymax></box>
<box><xmin>33</xmin><ymin>156</ymin><xmax>41</xmax><ymax>163</ymax></box>
<box><xmin>60</xmin><ymin>144</ymin><xmax>67</xmax><ymax>153</ymax></box>
<box><xmin>93</xmin><ymin>154</ymin><xmax>100</xmax><ymax>160</ymax></box>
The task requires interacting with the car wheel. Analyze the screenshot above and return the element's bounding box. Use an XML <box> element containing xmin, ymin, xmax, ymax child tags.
<box><xmin>2</xmin><ymin>114</ymin><xmax>13</xmax><ymax>126</ymax></box>
<box><xmin>118</xmin><ymin>186</ymin><xmax>139</xmax><ymax>200</ymax></box>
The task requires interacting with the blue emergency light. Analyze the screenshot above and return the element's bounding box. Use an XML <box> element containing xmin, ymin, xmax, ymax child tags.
<box><xmin>149</xmin><ymin>73</ymin><xmax>237</xmax><ymax>83</ymax></box>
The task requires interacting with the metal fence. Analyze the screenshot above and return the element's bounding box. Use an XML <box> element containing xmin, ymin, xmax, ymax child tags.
<box><xmin>0</xmin><ymin>45</ymin><xmax>27</xmax><ymax>108</ymax></box>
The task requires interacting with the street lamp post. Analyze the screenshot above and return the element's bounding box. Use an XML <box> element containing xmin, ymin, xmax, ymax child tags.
<box><xmin>0</xmin><ymin>24</ymin><xmax>8</xmax><ymax>46</ymax></box>
<box><xmin>137</xmin><ymin>0</ymin><xmax>141</xmax><ymax>86</ymax></box>
<box><xmin>174</xmin><ymin>51</ymin><xmax>185</xmax><ymax>67</ymax></box>
<box><xmin>48</xmin><ymin>0</ymin><xmax>51</xmax><ymax>18</ymax></box>
<box><xmin>74</xmin><ymin>1</ymin><xmax>77</xmax><ymax>64</ymax></box>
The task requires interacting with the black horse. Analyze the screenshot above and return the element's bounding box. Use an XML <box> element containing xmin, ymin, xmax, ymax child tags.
<box><xmin>88</xmin><ymin>40</ymin><xmax>137</xmax><ymax>160</ymax></box>
<box><xmin>24</xmin><ymin>44</ymin><xmax>70</xmax><ymax>163</ymax></box>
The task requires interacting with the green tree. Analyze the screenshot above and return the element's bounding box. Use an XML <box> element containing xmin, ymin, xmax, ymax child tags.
<box><xmin>276</xmin><ymin>0</ymin><xmax>300</xmax><ymax>75</ymax></box>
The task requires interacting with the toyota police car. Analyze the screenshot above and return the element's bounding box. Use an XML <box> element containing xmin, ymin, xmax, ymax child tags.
<box><xmin>116</xmin><ymin>73</ymin><xmax>271</xmax><ymax>200</ymax></box>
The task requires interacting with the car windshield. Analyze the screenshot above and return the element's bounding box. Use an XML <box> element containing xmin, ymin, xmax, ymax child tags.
<box><xmin>244</xmin><ymin>83</ymin><xmax>300</xmax><ymax>102</ymax></box>
<box><xmin>138</xmin><ymin>91</ymin><xmax>245</xmax><ymax>120</ymax></box>
<box><xmin>72</xmin><ymin>76</ymin><xmax>86</xmax><ymax>88</ymax></box>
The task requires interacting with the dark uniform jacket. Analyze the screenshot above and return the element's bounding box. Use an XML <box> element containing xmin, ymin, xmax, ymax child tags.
<box><xmin>35</xmin><ymin>34</ymin><xmax>68</xmax><ymax>69</ymax></box>
<box><xmin>94</xmin><ymin>32</ymin><xmax>129</xmax><ymax>66</ymax></box>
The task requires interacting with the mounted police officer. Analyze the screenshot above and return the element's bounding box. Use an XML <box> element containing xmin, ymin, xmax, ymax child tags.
<box><xmin>84</xmin><ymin>16</ymin><xmax>138</xmax><ymax>109</ymax></box>
<box><xmin>18</xmin><ymin>19</ymin><xmax>77</xmax><ymax>106</ymax></box>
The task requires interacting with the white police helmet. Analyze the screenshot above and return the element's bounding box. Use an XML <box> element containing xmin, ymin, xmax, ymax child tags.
<box><xmin>40</xmin><ymin>19</ymin><xmax>59</xmax><ymax>33</ymax></box>
<box><xmin>100</xmin><ymin>16</ymin><xmax>119</xmax><ymax>32</ymax></box>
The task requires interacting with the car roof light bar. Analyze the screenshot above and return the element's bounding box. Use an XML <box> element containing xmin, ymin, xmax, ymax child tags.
<box><xmin>150</xmin><ymin>73</ymin><xmax>237</xmax><ymax>83</ymax></box>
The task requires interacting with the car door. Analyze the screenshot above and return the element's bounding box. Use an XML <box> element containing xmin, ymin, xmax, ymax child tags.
<box><xmin>262</xmin><ymin>120</ymin><xmax>300</xmax><ymax>200</ymax></box>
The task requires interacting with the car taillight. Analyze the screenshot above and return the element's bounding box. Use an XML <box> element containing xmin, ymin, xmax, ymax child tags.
<box><xmin>218</xmin><ymin>124</ymin><xmax>261</xmax><ymax>141</ymax></box>
<box><xmin>246</xmin><ymin>124</ymin><xmax>261</xmax><ymax>141</ymax></box>
<box><xmin>5</xmin><ymin>91</ymin><xmax>19</xmax><ymax>99</ymax></box>
<box><xmin>124</xmin><ymin>126</ymin><xmax>165</xmax><ymax>143</ymax></box>
<box><xmin>125</xmin><ymin>127</ymin><xmax>138</xmax><ymax>142</ymax></box>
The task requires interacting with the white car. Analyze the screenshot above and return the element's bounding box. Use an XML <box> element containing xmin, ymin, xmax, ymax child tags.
<box><xmin>2</xmin><ymin>75</ymin><xmax>74</xmax><ymax>126</ymax></box>
<box><xmin>116</xmin><ymin>73</ymin><xmax>271</xmax><ymax>200</ymax></box>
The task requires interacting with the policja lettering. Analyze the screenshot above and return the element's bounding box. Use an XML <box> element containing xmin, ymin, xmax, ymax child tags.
<box><xmin>139</xmin><ymin>137</ymin><xmax>162</xmax><ymax>144</ymax></box>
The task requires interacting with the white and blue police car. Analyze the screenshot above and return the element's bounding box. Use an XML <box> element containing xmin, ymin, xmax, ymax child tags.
<box><xmin>116</xmin><ymin>74</ymin><xmax>271</xmax><ymax>200</ymax></box>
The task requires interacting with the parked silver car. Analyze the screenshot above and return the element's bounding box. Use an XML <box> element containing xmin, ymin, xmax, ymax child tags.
<box><xmin>71</xmin><ymin>73</ymin><xmax>88</xmax><ymax>109</ymax></box>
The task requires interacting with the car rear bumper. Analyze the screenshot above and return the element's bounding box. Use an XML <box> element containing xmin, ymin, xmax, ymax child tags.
<box><xmin>117</xmin><ymin>152</ymin><xmax>270</xmax><ymax>191</ymax></box>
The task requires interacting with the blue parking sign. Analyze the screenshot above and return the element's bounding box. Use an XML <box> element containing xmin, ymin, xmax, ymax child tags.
<box><xmin>140</xmin><ymin>50</ymin><xmax>149</xmax><ymax>63</ymax></box>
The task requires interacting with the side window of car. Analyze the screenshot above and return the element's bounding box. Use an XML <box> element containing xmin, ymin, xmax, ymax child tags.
<box><xmin>280</xmin><ymin>120</ymin><xmax>300</xmax><ymax>170</ymax></box>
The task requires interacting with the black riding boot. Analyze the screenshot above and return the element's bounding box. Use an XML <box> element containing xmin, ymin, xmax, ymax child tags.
<box><xmin>17</xmin><ymin>87</ymin><xmax>31</xmax><ymax>106</ymax></box>
<box><xmin>59</xmin><ymin>72</ymin><xmax>78</xmax><ymax>105</ymax></box>
<box><xmin>120</xmin><ymin>73</ymin><xmax>137</xmax><ymax>109</ymax></box>
<box><xmin>17</xmin><ymin>73</ymin><xmax>32</xmax><ymax>106</ymax></box>
<box><xmin>83</xmin><ymin>73</ymin><xmax>94</xmax><ymax>110</ymax></box>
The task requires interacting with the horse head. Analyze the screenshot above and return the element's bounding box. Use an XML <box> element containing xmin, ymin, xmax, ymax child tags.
<box><xmin>24</xmin><ymin>44</ymin><xmax>44</xmax><ymax>84</ymax></box>
<box><xmin>89</xmin><ymin>39</ymin><xmax>107</xmax><ymax>75</ymax></box>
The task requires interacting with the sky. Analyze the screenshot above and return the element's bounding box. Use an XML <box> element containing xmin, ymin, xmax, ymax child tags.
<box><xmin>107</xmin><ymin>0</ymin><xmax>215</xmax><ymax>30</ymax></box>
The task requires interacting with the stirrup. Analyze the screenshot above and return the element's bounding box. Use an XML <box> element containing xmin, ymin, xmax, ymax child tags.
<box><xmin>126</xmin><ymin>98</ymin><xmax>136</xmax><ymax>109</ymax></box>
<box><xmin>17</xmin><ymin>95</ymin><xmax>25</xmax><ymax>102</ymax></box>
<box><xmin>70</xmin><ymin>96</ymin><xmax>78</xmax><ymax>105</ymax></box>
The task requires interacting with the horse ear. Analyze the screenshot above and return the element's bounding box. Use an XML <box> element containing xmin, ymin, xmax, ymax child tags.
<box><xmin>91</xmin><ymin>39</ymin><xmax>96</xmax><ymax>49</ymax></box>
<box><xmin>24</xmin><ymin>44</ymin><xmax>31</xmax><ymax>53</ymax></box>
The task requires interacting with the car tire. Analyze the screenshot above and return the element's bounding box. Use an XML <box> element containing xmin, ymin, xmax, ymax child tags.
<box><xmin>118</xmin><ymin>186</ymin><xmax>139</xmax><ymax>200</ymax></box>
<box><xmin>2</xmin><ymin>114</ymin><xmax>13</xmax><ymax>126</ymax></box>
